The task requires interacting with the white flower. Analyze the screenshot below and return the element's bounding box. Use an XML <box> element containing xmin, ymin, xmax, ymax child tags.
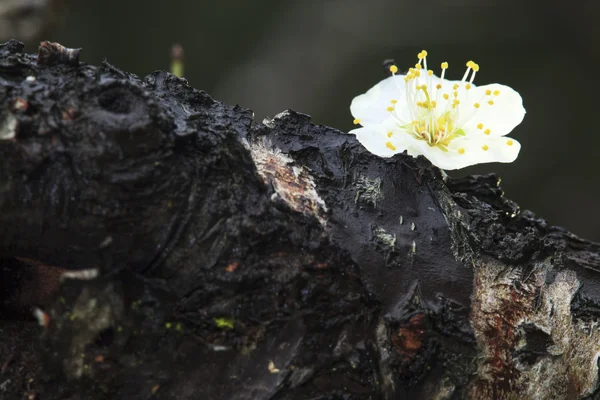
<box><xmin>349</xmin><ymin>50</ymin><xmax>525</xmax><ymax>170</ymax></box>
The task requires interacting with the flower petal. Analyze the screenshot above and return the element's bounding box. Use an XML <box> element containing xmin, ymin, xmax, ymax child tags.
<box><xmin>350</xmin><ymin>118</ymin><xmax>423</xmax><ymax>158</ymax></box>
<box><xmin>412</xmin><ymin>135</ymin><xmax>521</xmax><ymax>170</ymax></box>
<box><xmin>350</xmin><ymin>75</ymin><xmax>407</xmax><ymax>126</ymax></box>
<box><xmin>351</xmin><ymin>126</ymin><xmax>398</xmax><ymax>157</ymax></box>
<box><xmin>461</xmin><ymin>83</ymin><xmax>525</xmax><ymax>137</ymax></box>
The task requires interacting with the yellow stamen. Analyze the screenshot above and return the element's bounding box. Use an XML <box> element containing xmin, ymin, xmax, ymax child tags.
<box><xmin>493</xmin><ymin>90</ymin><xmax>500</xmax><ymax>96</ymax></box>
<box><xmin>488</xmin><ymin>100</ymin><xmax>494</xmax><ymax>105</ymax></box>
<box><xmin>485</xmin><ymin>89</ymin><xmax>492</xmax><ymax>96</ymax></box>
<box><xmin>353</xmin><ymin>118</ymin><xmax>361</xmax><ymax>125</ymax></box>
<box><xmin>440</xmin><ymin>62</ymin><xmax>448</xmax><ymax>80</ymax></box>
<box><xmin>506</xmin><ymin>140</ymin><xmax>514</xmax><ymax>146</ymax></box>
<box><xmin>482</xmin><ymin>144</ymin><xmax>489</xmax><ymax>151</ymax></box>
<box><xmin>420</xmin><ymin>85</ymin><xmax>433</xmax><ymax>109</ymax></box>
<box><xmin>380</xmin><ymin>52</ymin><xmax>498</xmax><ymax>152</ymax></box>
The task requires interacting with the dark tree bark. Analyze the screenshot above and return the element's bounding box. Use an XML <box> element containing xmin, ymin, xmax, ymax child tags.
<box><xmin>1</xmin><ymin>39</ymin><xmax>600</xmax><ymax>400</ymax></box>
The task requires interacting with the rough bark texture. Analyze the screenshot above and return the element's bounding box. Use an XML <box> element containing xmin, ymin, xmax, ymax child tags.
<box><xmin>1</xmin><ymin>39</ymin><xmax>600</xmax><ymax>400</ymax></box>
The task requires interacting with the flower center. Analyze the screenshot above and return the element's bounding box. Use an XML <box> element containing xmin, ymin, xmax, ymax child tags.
<box><xmin>386</xmin><ymin>50</ymin><xmax>492</xmax><ymax>151</ymax></box>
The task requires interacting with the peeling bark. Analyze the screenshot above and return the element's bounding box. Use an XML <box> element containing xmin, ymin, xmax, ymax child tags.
<box><xmin>1</xmin><ymin>40</ymin><xmax>600</xmax><ymax>399</ymax></box>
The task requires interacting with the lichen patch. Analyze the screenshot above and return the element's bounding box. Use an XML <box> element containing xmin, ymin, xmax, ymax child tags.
<box><xmin>248</xmin><ymin>137</ymin><xmax>327</xmax><ymax>226</ymax></box>
<box><xmin>354</xmin><ymin>174</ymin><xmax>383</xmax><ymax>207</ymax></box>
<box><xmin>470</xmin><ymin>260</ymin><xmax>600</xmax><ymax>399</ymax></box>
<box><xmin>0</xmin><ymin>113</ymin><xmax>18</xmax><ymax>140</ymax></box>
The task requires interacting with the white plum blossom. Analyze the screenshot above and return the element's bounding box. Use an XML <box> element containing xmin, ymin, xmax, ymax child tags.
<box><xmin>349</xmin><ymin>50</ymin><xmax>525</xmax><ymax>170</ymax></box>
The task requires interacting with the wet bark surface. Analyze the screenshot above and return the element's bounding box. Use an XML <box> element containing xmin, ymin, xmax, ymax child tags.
<box><xmin>1</xmin><ymin>40</ymin><xmax>600</xmax><ymax>399</ymax></box>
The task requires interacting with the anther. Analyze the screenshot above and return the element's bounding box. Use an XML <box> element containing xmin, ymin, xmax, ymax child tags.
<box><xmin>485</xmin><ymin>89</ymin><xmax>492</xmax><ymax>96</ymax></box>
<box><xmin>482</xmin><ymin>144</ymin><xmax>489</xmax><ymax>151</ymax></box>
<box><xmin>465</xmin><ymin>83</ymin><xmax>472</xmax><ymax>90</ymax></box>
<box><xmin>493</xmin><ymin>90</ymin><xmax>500</xmax><ymax>96</ymax></box>
<box><xmin>484</xmin><ymin>129</ymin><xmax>491</xmax><ymax>135</ymax></box>
<box><xmin>474</xmin><ymin>103</ymin><xmax>480</xmax><ymax>108</ymax></box>
<box><xmin>488</xmin><ymin>100</ymin><xmax>494</xmax><ymax>105</ymax></box>
<box><xmin>440</xmin><ymin>62</ymin><xmax>448</xmax><ymax>79</ymax></box>
<box><xmin>386</xmin><ymin>141</ymin><xmax>397</xmax><ymax>150</ymax></box>
<box><xmin>387</xmin><ymin>106</ymin><xmax>394</xmax><ymax>112</ymax></box>
<box><xmin>390</xmin><ymin>65</ymin><xmax>398</xmax><ymax>74</ymax></box>
<box><xmin>477</xmin><ymin>123</ymin><xmax>484</xmax><ymax>129</ymax></box>
<box><xmin>506</xmin><ymin>140</ymin><xmax>514</xmax><ymax>146</ymax></box>
<box><xmin>391</xmin><ymin>99</ymin><xmax>398</xmax><ymax>104</ymax></box>
<box><xmin>443</xmin><ymin>94</ymin><xmax>449</xmax><ymax>100</ymax></box>
<box><xmin>458</xmin><ymin>148</ymin><xmax>465</xmax><ymax>154</ymax></box>
<box><xmin>353</xmin><ymin>118</ymin><xmax>361</xmax><ymax>125</ymax></box>
<box><xmin>428</xmin><ymin>70</ymin><xmax>433</xmax><ymax>76</ymax></box>
<box><xmin>387</xmin><ymin>131</ymin><xmax>393</xmax><ymax>138</ymax></box>
<box><xmin>436</xmin><ymin>84</ymin><xmax>442</xmax><ymax>89</ymax></box>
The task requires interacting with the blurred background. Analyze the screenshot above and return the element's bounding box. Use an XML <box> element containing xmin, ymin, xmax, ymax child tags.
<box><xmin>2</xmin><ymin>0</ymin><xmax>599</xmax><ymax>241</ymax></box>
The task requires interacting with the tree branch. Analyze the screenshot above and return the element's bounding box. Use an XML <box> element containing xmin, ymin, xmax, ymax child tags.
<box><xmin>1</xmin><ymin>40</ymin><xmax>599</xmax><ymax>400</ymax></box>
